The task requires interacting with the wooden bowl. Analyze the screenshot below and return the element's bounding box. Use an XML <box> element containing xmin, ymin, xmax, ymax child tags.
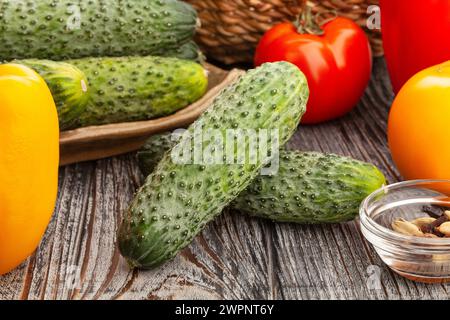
<box><xmin>59</xmin><ymin>64</ymin><xmax>245</xmax><ymax>166</ymax></box>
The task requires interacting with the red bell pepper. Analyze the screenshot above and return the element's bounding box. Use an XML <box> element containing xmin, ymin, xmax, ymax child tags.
<box><xmin>380</xmin><ymin>0</ymin><xmax>450</xmax><ymax>93</ymax></box>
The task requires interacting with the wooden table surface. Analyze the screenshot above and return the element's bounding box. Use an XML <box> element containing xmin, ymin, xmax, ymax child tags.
<box><xmin>1</xmin><ymin>58</ymin><xmax>449</xmax><ymax>300</ymax></box>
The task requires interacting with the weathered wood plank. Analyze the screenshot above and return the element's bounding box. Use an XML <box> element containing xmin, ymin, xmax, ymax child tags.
<box><xmin>1</xmin><ymin>59</ymin><xmax>449</xmax><ymax>300</ymax></box>
<box><xmin>277</xmin><ymin>59</ymin><xmax>449</xmax><ymax>300</ymax></box>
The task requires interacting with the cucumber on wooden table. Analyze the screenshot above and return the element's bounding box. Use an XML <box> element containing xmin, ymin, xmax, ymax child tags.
<box><xmin>118</xmin><ymin>61</ymin><xmax>310</xmax><ymax>268</ymax></box>
<box><xmin>138</xmin><ymin>133</ymin><xmax>386</xmax><ymax>224</ymax></box>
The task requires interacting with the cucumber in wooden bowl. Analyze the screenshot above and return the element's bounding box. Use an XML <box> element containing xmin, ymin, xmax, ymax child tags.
<box><xmin>15</xmin><ymin>59</ymin><xmax>90</xmax><ymax>131</ymax></box>
<box><xmin>13</xmin><ymin>56</ymin><xmax>208</xmax><ymax>129</ymax></box>
<box><xmin>60</xmin><ymin>63</ymin><xmax>241</xmax><ymax>166</ymax></box>
<box><xmin>69</xmin><ymin>56</ymin><xmax>208</xmax><ymax>128</ymax></box>
<box><xmin>162</xmin><ymin>41</ymin><xmax>204</xmax><ymax>62</ymax></box>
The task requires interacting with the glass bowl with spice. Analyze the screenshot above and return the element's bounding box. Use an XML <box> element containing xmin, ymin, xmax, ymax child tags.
<box><xmin>360</xmin><ymin>180</ymin><xmax>450</xmax><ymax>283</ymax></box>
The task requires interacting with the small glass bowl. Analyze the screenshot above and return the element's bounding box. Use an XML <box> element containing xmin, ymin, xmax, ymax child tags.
<box><xmin>360</xmin><ymin>180</ymin><xmax>450</xmax><ymax>283</ymax></box>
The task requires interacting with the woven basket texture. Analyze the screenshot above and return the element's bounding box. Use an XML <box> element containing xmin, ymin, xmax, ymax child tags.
<box><xmin>186</xmin><ymin>0</ymin><xmax>381</xmax><ymax>64</ymax></box>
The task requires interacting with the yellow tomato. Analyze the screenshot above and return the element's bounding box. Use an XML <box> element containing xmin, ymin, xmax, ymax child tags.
<box><xmin>388</xmin><ymin>61</ymin><xmax>450</xmax><ymax>180</ymax></box>
<box><xmin>0</xmin><ymin>64</ymin><xmax>59</xmax><ymax>275</ymax></box>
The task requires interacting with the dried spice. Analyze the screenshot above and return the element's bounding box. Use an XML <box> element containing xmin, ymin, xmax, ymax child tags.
<box><xmin>392</xmin><ymin>218</ymin><xmax>424</xmax><ymax>237</ymax></box>
<box><xmin>437</xmin><ymin>222</ymin><xmax>450</xmax><ymax>236</ymax></box>
<box><xmin>422</xmin><ymin>205</ymin><xmax>445</xmax><ymax>219</ymax></box>
<box><xmin>392</xmin><ymin>209</ymin><xmax>450</xmax><ymax>238</ymax></box>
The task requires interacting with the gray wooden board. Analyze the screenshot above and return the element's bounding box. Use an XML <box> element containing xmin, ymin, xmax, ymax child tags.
<box><xmin>1</xmin><ymin>59</ymin><xmax>449</xmax><ymax>300</ymax></box>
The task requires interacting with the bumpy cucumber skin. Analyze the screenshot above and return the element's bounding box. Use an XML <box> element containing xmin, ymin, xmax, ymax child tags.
<box><xmin>15</xmin><ymin>59</ymin><xmax>90</xmax><ymax>131</ymax></box>
<box><xmin>66</xmin><ymin>56</ymin><xmax>208</xmax><ymax>127</ymax></box>
<box><xmin>0</xmin><ymin>0</ymin><xmax>197</xmax><ymax>60</ymax></box>
<box><xmin>118</xmin><ymin>62</ymin><xmax>309</xmax><ymax>268</ymax></box>
<box><xmin>162</xmin><ymin>41</ymin><xmax>204</xmax><ymax>63</ymax></box>
<box><xmin>138</xmin><ymin>134</ymin><xmax>386</xmax><ymax>224</ymax></box>
<box><xmin>234</xmin><ymin>152</ymin><xmax>386</xmax><ymax>223</ymax></box>
<box><xmin>138</xmin><ymin>133</ymin><xmax>174</xmax><ymax>177</ymax></box>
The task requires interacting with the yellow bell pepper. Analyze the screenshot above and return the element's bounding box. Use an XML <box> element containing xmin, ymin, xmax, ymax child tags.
<box><xmin>388</xmin><ymin>61</ymin><xmax>450</xmax><ymax>180</ymax></box>
<box><xmin>0</xmin><ymin>64</ymin><xmax>59</xmax><ymax>275</ymax></box>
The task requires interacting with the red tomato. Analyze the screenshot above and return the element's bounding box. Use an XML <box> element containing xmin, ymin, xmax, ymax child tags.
<box><xmin>255</xmin><ymin>18</ymin><xmax>372</xmax><ymax>124</ymax></box>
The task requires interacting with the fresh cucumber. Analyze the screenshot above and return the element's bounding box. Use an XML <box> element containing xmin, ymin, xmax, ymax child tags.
<box><xmin>162</xmin><ymin>41</ymin><xmax>204</xmax><ymax>63</ymax></box>
<box><xmin>118</xmin><ymin>62</ymin><xmax>309</xmax><ymax>268</ymax></box>
<box><xmin>0</xmin><ymin>0</ymin><xmax>198</xmax><ymax>60</ymax></box>
<box><xmin>235</xmin><ymin>152</ymin><xmax>385</xmax><ymax>223</ymax></box>
<box><xmin>13</xmin><ymin>56</ymin><xmax>207</xmax><ymax>129</ymax></box>
<box><xmin>138</xmin><ymin>133</ymin><xmax>386</xmax><ymax>223</ymax></box>
<box><xmin>138</xmin><ymin>133</ymin><xmax>175</xmax><ymax>176</ymax></box>
<box><xmin>14</xmin><ymin>59</ymin><xmax>90</xmax><ymax>131</ymax></box>
<box><xmin>68</xmin><ymin>56</ymin><xmax>208</xmax><ymax>128</ymax></box>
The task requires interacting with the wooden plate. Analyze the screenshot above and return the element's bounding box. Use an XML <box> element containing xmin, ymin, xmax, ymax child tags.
<box><xmin>59</xmin><ymin>64</ymin><xmax>245</xmax><ymax>166</ymax></box>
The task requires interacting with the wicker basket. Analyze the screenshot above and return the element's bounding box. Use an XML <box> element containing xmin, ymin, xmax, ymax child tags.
<box><xmin>186</xmin><ymin>0</ymin><xmax>382</xmax><ymax>65</ymax></box>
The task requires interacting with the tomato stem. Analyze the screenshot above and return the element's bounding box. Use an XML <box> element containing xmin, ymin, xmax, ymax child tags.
<box><xmin>295</xmin><ymin>4</ymin><xmax>338</xmax><ymax>36</ymax></box>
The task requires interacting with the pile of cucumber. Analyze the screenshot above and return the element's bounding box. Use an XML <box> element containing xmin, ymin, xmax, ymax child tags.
<box><xmin>138</xmin><ymin>134</ymin><xmax>386</xmax><ymax>224</ymax></box>
<box><xmin>0</xmin><ymin>0</ymin><xmax>207</xmax><ymax>130</ymax></box>
<box><xmin>118</xmin><ymin>62</ymin><xmax>386</xmax><ymax>269</ymax></box>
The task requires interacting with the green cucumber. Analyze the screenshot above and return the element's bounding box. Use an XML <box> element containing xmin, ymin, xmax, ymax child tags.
<box><xmin>162</xmin><ymin>41</ymin><xmax>204</xmax><ymax>63</ymax></box>
<box><xmin>67</xmin><ymin>56</ymin><xmax>208</xmax><ymax>128</ymax></box>
<box><xmin>236</xmin><ymin>152</ymin><xmax>385</xmax><ymax>223</ymax></box>
<box><xmin>0</xmin><ymin>0</ymin><xmax>198</xmax><ymax>60</ymax></box>
<box><xmin>118</xmin><ymin>61</ymin><xmax>309</xmax><ymax>268</ymax></box>
<box><xmin>14</xmin><ymin>59</ymin><xmax>90</xmax><ymax>131</ymax></box>
<box><xmin>138</xmin><ymin>133</ymin><xmax>175</xmax><ymax>176</ymax></box>
<box><xmin>138</xmin><ymin>133</ymin><xmax>386</xmax><ymax>224</ymax></box>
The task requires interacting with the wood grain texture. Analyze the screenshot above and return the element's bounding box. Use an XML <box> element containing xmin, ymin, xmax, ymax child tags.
<box><xmin>1</xmin><ymin>59</ymin><xmax>449</xmax><ymax>300</ymax></box>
